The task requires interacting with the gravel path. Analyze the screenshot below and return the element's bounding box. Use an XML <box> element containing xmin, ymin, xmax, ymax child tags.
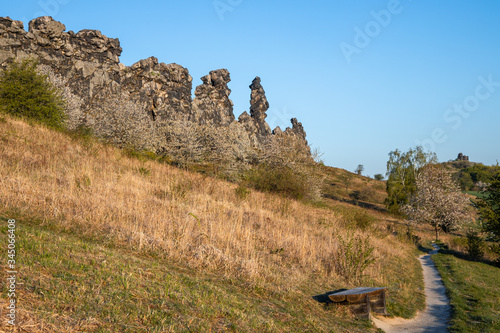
<box><xmin>372</xmin><ymin>244</ymin><xmax>450</xmax><ymax>332</ymax></box>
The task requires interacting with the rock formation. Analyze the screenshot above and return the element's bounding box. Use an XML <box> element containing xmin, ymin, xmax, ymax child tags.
<box><xmin>456</xmin><ymin>153</ymin><xmax>469</xmax><ymax>162</ymax></box>
<box><xmin>249</xmin><ymin>76</ymin><xmax>271</xmax><ymax>136</ymax></box>
<box><xmin>191</xmin><ymin>69</ymin><xmax>234</xmax><ymax>126</ymax></box>
<box><xmin>0</xmin><ymin>16</ymin><xmax>310</xmax><ymax>158</ymax></box>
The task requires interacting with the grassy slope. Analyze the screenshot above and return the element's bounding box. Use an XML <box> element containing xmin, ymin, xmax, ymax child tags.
<box><xmin>0</xmin><ymin>115</ymin><xmax>425</xmax><ymax>331</ymax></box>
<box><xmin>465</xmin><ymin>191</ymin><xmax>488</xmax><ymax>199</ymax></box>
<box><xmin>0</xmin><ymin>216</ymin><xmax>377</xmax><ymax>333</ymax></box>
<box><xmin>433</xmin><ymin>253</ymin><xmax>500</xmax><ymax>332</ymax></box>
<box><xmin>319</xmin><ymin>164</ymin><xmax>387</xmax><ymax>210</ymax></box>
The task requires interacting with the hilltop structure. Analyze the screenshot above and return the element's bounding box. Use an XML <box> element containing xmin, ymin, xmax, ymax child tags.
<box><xmin>0</xmin><ymin>16</ymin><xmax>309</xmax><ymax>157</ymax></box>
<box><xmin>456</xmin><ymin>153</ymin><xmax>469</xmax><ymax>162</ymax></box>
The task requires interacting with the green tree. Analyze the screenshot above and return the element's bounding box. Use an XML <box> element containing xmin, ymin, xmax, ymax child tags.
<box><xmin>385</xmin><ymin>146</ymin><xmax>437</xmax><ymax>215</ymax></box>
<box><xmin>374</xmin><ymin>174</ymin><xmax>384</xmax><ymax>181</ymax></box>
<box><xmin>355</xmin><ymin>164</ymin><xmax>364</xmax><ymax>176</ymax></box>
<box><xmin>452</xmin><ymin>164</ymin><xmax>500</xmax><ymax>191</ymax></box>
<box><xmin>0</xmin><ymin>59</ymin><xmax>66</xmax><ymax>129</ymax></box>
<box><xmin>402</xmin><ymin>165</ymin><xmax>471</xmax><ymax>240</ymax></box>
<box><xmin>457</xmin><ymin>171</ymin><xmax>474</xmax><ymax>191</ymax></box>
<box><xmin>477</xmin><ymin>173</ymin><xmax>500</xmax><ymax>241</ymax></box>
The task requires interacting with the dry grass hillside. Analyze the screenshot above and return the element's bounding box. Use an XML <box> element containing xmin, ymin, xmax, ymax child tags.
<box><xmin>0</xmin><ymin>115</ymin><xmax>427</xmax><ymax>332</ymax></box>
<box><xmin>320</xmin><ymin>164</ymin><xmax>387</xmax><ymax>208</ymax></box>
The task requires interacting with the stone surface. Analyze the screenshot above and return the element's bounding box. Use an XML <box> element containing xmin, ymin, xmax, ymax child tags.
<box><xmin>191</xmin><ymin>69</ymin><xmax>234</xmax><ymax>126</ymax></box>
<box><xmin>456</xmin><ymin>153</ymin><xmax>469</xmax><ymax>161</ymax></box>
<box><xmin>249</xmin><ymin>76</ymin><xmax>271</xmax><ymax>136</ymax></box>
<box><xmin>28</xmin><ymin>16</ymin><xmax>65</xmax><ymax>38</ymax></box>
<box><xmin>0</xmin><ymin>16</ymin><xmax>310</xmax><ymax>159</ymax></box>
<box><xmin>286</xmin><ymin>118</ymin><xmax>307</xmax><ymax>142</ymax></box>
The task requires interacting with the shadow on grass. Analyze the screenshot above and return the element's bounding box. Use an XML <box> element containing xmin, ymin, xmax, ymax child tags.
<box><xmin>437</xmin><ymin>247</ymin><xmax>500</xmax><ymax>269</ymax></box>
<box><xmin>312</xmin><ymin>289</ymin><xmax>349</xmax><ymax>305</ymax></box>
<box><xmin>418</xmin><ymin>244</ymin><xmax>433</xmax><ymax>254</ymax></box>
<box><xmin>0</xmin><ymin>210</ymin><xmax>163</xmax><ymax>260</ymax></box>
<box><xmin>322</xmin><ymin>193</ymin><xmax>386</xmax><ymax>213</ymax></box>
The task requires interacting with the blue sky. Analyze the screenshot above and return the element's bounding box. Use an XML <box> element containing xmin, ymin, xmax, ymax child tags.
<box><xmin>3</xmin><ymin>0</ymin><xmax>500</xmax><ymax>177</ymax></box>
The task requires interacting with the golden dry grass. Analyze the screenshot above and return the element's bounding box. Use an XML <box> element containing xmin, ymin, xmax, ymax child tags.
<box><xmin>0</xmin><ymin>115</ymin><xmax>424</xmax><ymax>322</ymax></box>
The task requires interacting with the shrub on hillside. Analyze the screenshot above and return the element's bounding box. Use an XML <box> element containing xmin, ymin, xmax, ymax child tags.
<box><xmin>248</xmin><ymin>165</ymin><xmax>311</xmax><ymax>200</ymax></box>
<box><xmin>0</xmin><ymin>59</ymin><xmax>66</xmax><ymax>129</ymax></box>
<box><xmin>353</xmin><ymin>211</ymin><xmax>376</xmax><ymax>230</ymax></box>
<box><xmin>466</xmin><ymin>230</ymin><xmax>485</xmax><ymax>260</ymax></box>
<box><xmin>234</xmin><ymin>183</ymin><xmax>251</xmax><ymax>200</ymax></box>
<box><xmin>154</xmin><ymin>105</ymin><xmax>319</xmax><ymax>200</ymax></box>
<box><xmin>250</xmin><ymin>134</ymin><xmax>321</xmax><ymax>201</ymax></box>
<box><xmin>490</xmin><ymin>243</ymin><xmax>500</xmax><ymax>265</ymax></box>
<box><xmin>340</xmin><ymin>208</ymin><xmax>376</xmax><ymax>230</ymax></box>
<box><xmin>449</xmin><ymin>236</ymin><xmax>468</xmax><ymax>253</ymax></box>
<box><xmin>37</xmin><ymin>63</ymin><xmax>84</xmax><ymax>131</ymax></box>
<box><xmin>350</xmin><ymin>187</ymin><xmax>376</xmax><ymax>202</ymax></box>
<box><xmin>160</xmin><ymin>120</ymin><xmax>253</xmax><ymax>179</ymax></box>
<box><xmin>334</xmin><ymin>233</ymin><xmax>375</xmax><ymax>282</ymax></box>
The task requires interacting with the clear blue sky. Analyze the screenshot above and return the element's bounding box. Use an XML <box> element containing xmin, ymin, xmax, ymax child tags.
<box><xmin>3</xmin><ymin>0</ymin><xmax>500</xmax><ymax>177</ymax></box>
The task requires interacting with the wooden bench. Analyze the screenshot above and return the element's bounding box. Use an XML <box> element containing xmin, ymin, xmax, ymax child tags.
<box><xmin>328</xmin><ymin>287</ymin><xmax>388</xmax><ymax>319</ymax></box>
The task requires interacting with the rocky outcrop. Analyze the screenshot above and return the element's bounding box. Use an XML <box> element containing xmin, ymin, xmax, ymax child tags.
<box><xmin>0</xmin><ymin>16</ymin><xmax>122</xmax><ymax>65</ymax></box>
<box><xmin>249</xmin><ymin>76</ymin><xmax>271</xmax><ymax>137</ymax></box>
<box><xmin>191</xmin><ymin>69</ymin><xmax>234</xmax><ymax>126</ymax></box>
<box><xmin>456</xmin><ymin>153</ymin><xmax>469</xmax><ymax>162</ymax></box>
<box><xmin>0</xmin><ymin>16</ymin><xmax>310</xmax><ymax>158</ymax></box>
<box><xmin>285</xmin><ymin>118</ymin><xmax>307</xmax><ymax>142</ymax></box>
<box><xmin>124</xmin><ymin>56</ymin><xmax>192</xmax><ymax>122</ymax></box>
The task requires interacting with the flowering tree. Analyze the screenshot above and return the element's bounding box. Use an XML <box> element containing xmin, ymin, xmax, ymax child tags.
<box><xmin>403</xmin><ymin>165</ymin><xmax>471</xmax><ymax>240</ymax></box>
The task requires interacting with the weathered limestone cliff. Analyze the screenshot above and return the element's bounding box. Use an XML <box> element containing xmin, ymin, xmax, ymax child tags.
<box><xmin>191</xmin><ymin>69</ymin><xmax>234</xmax><ymax>126</ymax></box>
<box><xmin>0</xmin><ymin>16</ymin><xmax>309</xmax><ymax>158</ymax></box>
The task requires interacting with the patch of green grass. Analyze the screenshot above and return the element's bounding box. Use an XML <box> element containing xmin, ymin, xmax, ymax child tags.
<box><xmin>433</xmin><ymin>253</ymin><xmax>500</xmax><ymax>332</ymax></box>
<box><xmin>248</xmin><ymin>165</ymin><xmax>312</xmax><ymax>200</ymax></box>
<box><xmin>384</xmin><ymin>254</ymin><xmax>426</xmax><ymax>318</ymax></box>
<box><xmin>0</xmin><ymin>215</ymin><xmax>379</xmax><ymax>332</ymax></box>
<box><xmin>122</xmin><ymin>147</ymin><xmax>159</xmax><ymax>162</ymax></box>
<box><xmin>466</xmin><ymin>191</ymin><xmax>488</xmax><ymax>199</ymax></box>
<box><xmin>137</xmin><ymin>167</ymin><xmax>151</xmax><ymax>176</ymax></box>
<box><xmin>235</xmin><ymin>183</ymin><xmax>251</xmax><ymax>200</ymax></box>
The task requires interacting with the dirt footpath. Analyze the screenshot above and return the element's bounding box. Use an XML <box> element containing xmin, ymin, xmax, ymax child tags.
<box><xmin>372</xmin><ymin>244</ymin><xmax>450</xmax><ymax>333</ymax></box>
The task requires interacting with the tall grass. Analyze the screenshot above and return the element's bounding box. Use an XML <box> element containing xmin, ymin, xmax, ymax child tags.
<box><xmin>0</xmin><ymin>116</ymin><xmax>421</xmax><ymax>306</ymax></box>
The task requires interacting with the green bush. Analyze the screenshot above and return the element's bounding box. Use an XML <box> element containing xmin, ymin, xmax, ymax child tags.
<box><xmin>337</xmin><ymin>207</ymin><xmax>376</xmax><ymax>231</ymax></box>
<box><xmin>449</xmin><ymin>236</ymin><xmax>468</xmax><ymax>252</ymax></box>
<box><xmin>350</xmin><ymin>188</ymin><xmax>376</xmax><ymax>202</ymax></box>
<box><xmin>0</xmin><ymin>59</ymin><xmax>66</xmax><ymax>129</ymax></box>
<box><xmin>248</xmin><ymin>165</ymin><xmax>312</xmax><ymax>200</ymax></box>
<box><xmin>466</xmin><ymin>230</ymin><xmax>485</xmax><ymax>260</ymax></box>
<box><xmin>235</xmin><ymin>183</ymin><xmax>251</xmax><ymax>200</ymax></box>
<box><xmin>490</xmin><ymin>243</ymin><xmax>500</xmax><ymax>265</ymax></box>
<box><xmin>405</xmin><ymin>228</ymin><xmax>421</xmax><ymax>245</ymax></box>
<box><xmin>334</xmin><ymin>233</ymin><xmax>375</xmax><ymax>282</ymax></box>
<box><xmin>137</xmin><ymin>167</ymin><xmax>151</xmax><ymax>176</ymax></box>
<box><xmin>353</xmin><ymin>211</ymin><xmax>375</xmax><ymax>230</ymax></box>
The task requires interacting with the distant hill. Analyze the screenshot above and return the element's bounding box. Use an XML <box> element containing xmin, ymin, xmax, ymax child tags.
<box><xmin>318</xmin><ymin>164</ymin><xmax>387</xmax><ymax>211</ymax></box>
<box><xmin>441</xmin><ymin>154</ymin><xmax>499</xmax><ymax>192</ymax></box>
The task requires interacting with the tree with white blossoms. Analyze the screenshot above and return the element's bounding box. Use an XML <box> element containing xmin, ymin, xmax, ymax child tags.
<box><xmin>402</xmin><ymin>164</ymin><xmax>471</xmax><ymax>240</ymax></box>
